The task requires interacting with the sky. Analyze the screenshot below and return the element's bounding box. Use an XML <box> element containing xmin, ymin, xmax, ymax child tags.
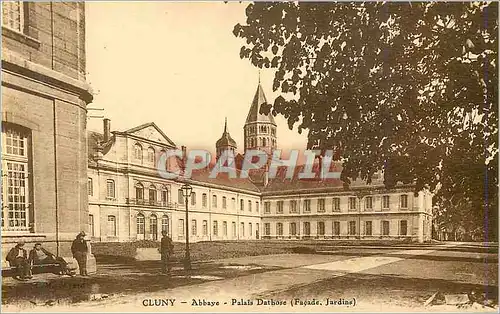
<box><xmin>85</xmin><ymin>1</ymin><xmax>308</xmax><ymax>154</ymax></box>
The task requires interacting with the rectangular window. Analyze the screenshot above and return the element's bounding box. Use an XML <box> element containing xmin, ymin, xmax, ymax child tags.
<box><xmin>400</xmin><ymin>195</ymin><xmax>408</xmax><ymax>209</ymax></box>
<box><xmin>382</xmin><ymin>220</ymin><xmax>390</xmax><ymax>236</ymax></box>
<box><xmin>249</xmin><ymin>222</ymin><xmax>253</xmax><ymax>237</ymax></box>
<box><xmin>248</xmin><ymin>200</ymin><xmax>252</xmax><ymax>212</ymax></box>
<box><xmin>149</xmin><ymin>188</ymin><xmax>156</xmax><ymax>203</ymax></box>
<box><xmin>107</xmin><ymin>215</ymin><xmax>116</xmax><ymax>236</ymax></box>
<box><xmin>365</xmin><ymin>221</ymin><xmax>372</xmax><ymax>236</ymax></box>
<box><xmin>303</xmin><ymin>222</ymin><xmax>311</xmax><ymax>236</ymax></box>
<box><xmin>191</xmin><ymin>192</ymin><xmax>196</xmax><ymax>206</ymax></box>
<box><xmin>290</xmin><ymin>222</ymin><xmax>297</xmax><ymax>236</ymax></box>
<box><xmin>106</xmin><ymin>180</ymin><xmax>115</xmax><ymax>198</ymax></box>
<box><xmin>348</xmin><ymin>221</ymin><xmax>356</xmax><ymax>235</ymax></box>
<box><xmin>317</xmin><ymin>199</ymin><xmax>325</xmax><ymax>212</ymax></box>
<box><xmin>256</xmin><ymin>201</ymin><xmax>259</xmax><ymax>212</ymax></box>
<box><xmin>231</xmin><ymin>197</ymin><xmax>236</xmax><ymax>210</ymax></box>
<box><xmin>290</xmin><ymin>200</ymin><xmax>298</xmax><ymax>213</ymax></box>
<box><xmin>232</xmin><ymin>222</ymin><xmax>236</xmax><ymax>237</ymax></box>
<box><xmin>276</xmin><ymin>223</ymin><xmax>283</xmax><ymax>236</ymax></box>
<box><xmin>318</xmin><ymin>221</ymin><xmax>325</xmax><ymax>236</ymax></box>
<box><xmin>88</xmin><ymin>178</ymin><xmax>93</xmax><ymax>196</ymax></box>
<box><xmin>264</xmin><ymin>201</ymin><xmax>271</xmax><ymax>213</ymax></box>
<box><xmin>178</xmin><ymin>189</ymin><xmax>183</xmax><ymax>204</ymax></box>
<box><xmin>222</xmin><ymin>196</ymin><xmax>227</xmax><ymax>209</ymax></box>
<box><xmin>202</xmin><ymin>220</ymin><xmax>208</xmax><ymax>236</ymax></box>
<box><xmin>365</xmin><ymin>197</ymin><xmax>373</xmax><ymax>211</ymax></box>
<box><xmin>223</xmin><ymin>221</ymin><xmax>228</xmax><ymax>236</ymax></box>
<box><xmin>400</xmin><ymin>220</ymin><xmax>408</xmax><ymax>235</ymax></box>
<box><xmin>277</xmin><ymin>201</ymin><xmax>284</xmax><ymax>214</ymax></box>
<box><xmin>348</xmin><ymin>197</ymin><xmax>357</xmax><ymax>211</ymax></box>
<box><xmin>191</xmin><ymin>219</ymin><xmax>197</xmax><ymax>236</ymax></box>
<box><xmin>89</xmin><ymin>214</ymin><xmax>95</xmax><ymax>237</ymax></box>
<box><xmin>332</xmin><ymin>198</ymin><xmax>340</xmax><ymax>212</ymax></box>
<box><xmin>212</xmin><ymin>195</ymin><xmax>217</xmax><ymax>208</ymax></box>
<box><xmin>264</xmin><ymin>223</ymin><xmax>270</xmax><ymax>236</ymax></box>
<box><xmin>202</xmin><ymin>193</ymin><xmax>207</xmax><ymax>208</ymax></box>
<box><xmin>2</xmin><ymin>2</ymin><xmax>23</xmax><ymax>32</ymax></box>
<box><xmin>382</xmin><ymin>195</ymin><xmax>390</xmax><ymax>209</ymax></box>
<box><xmin>1</xmin><ymin>124</ymin><xmax>30</xmax><ymax>231</ymax></box>
<box><xmin>333</xmin><ymin>221</ymin><xmax>340</xmax><ymax>236</ymax></box>
<box><xmin>303</xmin><ymin>199</ymin><xmax>311</xmax><ymax>212</ymax></box>
<box><xmin>213</xmin><ymin>220</ymin><xmax>218</xmax><ymax>236</ymax></box>
<box><xmin>178</xmin><ymin>219</ymin><xmax>184</xmax><ymax>238</ymax></box>
<box><xmin>240</xmin><ymin>199</ymin><xmax>244</xmax><ymax>211</ymax></box>
<box><xmin>240</xmin><ymin>222</ymin><xmax>245</xmax><ymax>236</ymax></box>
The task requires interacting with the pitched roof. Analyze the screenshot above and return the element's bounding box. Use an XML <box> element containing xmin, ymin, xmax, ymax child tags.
<box><xmin>245</xmin><ymin>83</ymin><xmax>276</xmax><ymax>125</ymax></box>
<box><xmin>124</xmin><ymin>122</ymin><xmax>176</xmax><ymax>147</ymax></box>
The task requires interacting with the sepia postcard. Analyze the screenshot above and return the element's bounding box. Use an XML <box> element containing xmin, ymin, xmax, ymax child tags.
<box><xmin>1</xmin><ymin>1</ymin><xmax>498</xmax><ymax>313</ymax></box>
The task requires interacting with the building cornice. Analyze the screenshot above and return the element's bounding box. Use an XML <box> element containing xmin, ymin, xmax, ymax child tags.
<box><xmin>1</xmin><ymin>49</ymin><xmax>93</xmax><ymax>104</ymax></box>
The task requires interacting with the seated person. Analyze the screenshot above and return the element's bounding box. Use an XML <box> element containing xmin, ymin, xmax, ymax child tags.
<box><xmin>28</xmin><ymin>242</ymin><xmax>75</xmax><ymax>276</ymax></box>
<box><xmin>6</xmin><ymin>241</ymin><xmax>32</xmax><ymax>280</ymax></box>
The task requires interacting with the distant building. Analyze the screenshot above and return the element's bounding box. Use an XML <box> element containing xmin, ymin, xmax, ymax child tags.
<box><xmin>88</xmin><ymin>83</ymin><xmax>433</xmax><ymax>243</ymax></box>
<box><xmin>1</xmin><ymin>2</ymin><xmax>93</xmax><ymax>257</ymax></box>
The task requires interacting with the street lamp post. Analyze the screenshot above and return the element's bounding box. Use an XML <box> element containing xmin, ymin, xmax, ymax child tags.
<box><xmin>181</xmin><ymin>183</ymin><xmax>193</xmax><ymax>271</ymax></box>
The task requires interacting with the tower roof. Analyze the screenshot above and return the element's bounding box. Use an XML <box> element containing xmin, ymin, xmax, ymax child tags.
<box><xmin>245</xmin><ymin>83</ymin><xmax>276</xmax><ymax>125</ymax></box>
<box><xmin>216</xmin><ymin>118</ymin><xmax>237</xmax><ymax>148</ymax></box>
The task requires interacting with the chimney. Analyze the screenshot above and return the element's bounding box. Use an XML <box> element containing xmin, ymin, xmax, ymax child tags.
<box><xmin>181</xmin><ymin>145</ymin><xmax>187</xmax><ymax>164</ymax></box>
<box><xmin>263</xmin><ymin>163</ymin><xmax>269</xmax><ymax>187</ymax></box>
<box><xmin>103</xmin><ymin>118</ymin><xmax>111</xmax><ymax>142</ymax></box>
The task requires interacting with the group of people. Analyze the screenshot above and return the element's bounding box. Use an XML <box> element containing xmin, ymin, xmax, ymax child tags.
<box><xmin>7</xmin><ymin>230</ymin><xmax>175</xmax><ymax>280</ymax></box>
<box><xmin>6</xmin><ymin>231</ymin><xmax>90</xmax><ymax>281</ymax></box>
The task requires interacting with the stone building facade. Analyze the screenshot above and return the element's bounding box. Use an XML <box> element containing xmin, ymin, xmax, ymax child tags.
<box><xmin>1</xmin><ymin>2</ymin><xmax>93</xmax><ymax>258</ymax></box>
<box><xmin>88</xmin><ymin>83</ymin><xmax>433</xmax><ymax>243</ymax></box>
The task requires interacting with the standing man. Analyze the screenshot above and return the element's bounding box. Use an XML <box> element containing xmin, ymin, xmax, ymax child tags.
<box><xmin>6</xmin><ymin>241</ymin><xmax>32</xmax><ymax>280</ymax></box>
<box><xmin>160</xmin><ymin>230</ymin><xmax>174</xmax><ymax>274</ymax></box>
<box><xmin>71</xmin><ymin>231</ymin><xmax>88</xmax><ymax>276</ymax></box>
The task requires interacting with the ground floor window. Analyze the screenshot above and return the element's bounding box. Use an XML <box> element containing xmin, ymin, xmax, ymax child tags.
<box><xmin>213</xmin><ymin>220</ymin><xmax>218</xmax><ymax>236</ymax></box>
<box><xmin>232</xmin><ymin>222</ymin><xmax>237</xmax><ymax>237</ymax></box>
<box><xmin>137</xmin><ymin>214</ymin><xmax>145</xmax><ymax>239</ymax></box>
<box><xmin>365</xmin><ymin>221</ymin><xmax>372</xmax><ymax>236</ymax></box>
<box><xmin>333</xmin><ymin>221</ymin><xmax>340</xmax><ymax>235</ymax></box>
<box><xmin>89</xmin><ymin>214</ymin><xmax>95</xmax><ymax>236</ymax></box>
<box><xmin>318</xmin><ymin>221</ymin><xmax>325</xmax><ymax>236</ymax></box>
<box><xmin>276</xmin><ymin>222</ymin><xmax>283</xmax><ymax>236</ymax></box>
<box><xmin>223</xmin><ymin>221</ymin><xmax>228</xmax><ymax>236</ymax></box>
<box><xmin>161</xmin><ymin>215</ymin><xmax>169</xmax><ymax>235</ymax></box>
<box><xmin>178</xmin><ymin>219</ymin><xmax>185</xmax><ymax>238</ymax></box>
<box><xmin>203</xmin><ymin>220</ymin><xmax>208</xmax><ymax>236</ymax></box>
<box><xmin>400</xmin><ymin>220</ymin><xmax>408</xmax><ymax>235</ymax></box>
<box><xmin>382</xmin><ymin>220</ymin><xmax>390</xmax><ymax>236</ymax></box>
<box><xmin>348</xmin><ymin>221</ymin><xmax>356</xmax><ymax>235</ymax></box>
<box><xmin>240</xmin><ymin>222</ymin><xmax>245</xmax><ymax>237</ymax></box>
<box><xmin>249</xmin><ymin>222</ymin><xmax>253</xmax><ymax>237</ymax></box>
<box><xmin>303</xmin><ymin>222</ymin><xmax>311</xmax><ymax>236</ymax></box>
<box><xmin>264</xmin><ymin>223</ymin><xmax>270</xmax><ymax>236</ymax></box>
<box><xmin>150</xmin><ymin>215</ymin><xmax>157</xmax><ymax>240</ymax></box>
<box><xmin>290</xmin><ymin>222</ymin><xmax>297</xmax><ymax>236</ymax></box>
<box><xmin>191</xmin><ymin>219</ymin><xmax>197</xmax><ymax>236</ymax></box>
<box><xmin>2</xmin><ymin>124</ymin><xmax>31</xmax><ymax>231</ymax></box>
<box><xmin>107</xmin><ymin>215</ymin><xmax>117</xmax><ymax>236</ymax></box>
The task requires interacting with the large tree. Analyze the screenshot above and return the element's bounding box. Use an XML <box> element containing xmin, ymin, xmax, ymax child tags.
<box><xmin>234</xmin><ymin>2</ymin><xmax>498</xmax><ymax>240</ymax></box>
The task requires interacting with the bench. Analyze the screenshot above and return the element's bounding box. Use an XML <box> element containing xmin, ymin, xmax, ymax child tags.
<box><xmin>2</xmin><ymin>261</ymin><xmax>64</xmax><ymax>278</ymax></box>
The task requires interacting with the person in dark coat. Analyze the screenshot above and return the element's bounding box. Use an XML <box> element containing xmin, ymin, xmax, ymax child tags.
<box><xmin>6</xmin><ymin>241</ymin><xmax>32</xmax><ymax>280</ymax></box>
<box><xmin>71</xmin><ymin>231</ymin><xmax>88</xmax><ymax>276</ymax></box>
<box><xmin>160</xmin><ymin>231</ymin><xmax>174</xmax><ymax>274</ymax></box>
<box><xmin>29</xmin><ymin>242</ymin><xmax>75</xmax><ymax>276</ymax></box>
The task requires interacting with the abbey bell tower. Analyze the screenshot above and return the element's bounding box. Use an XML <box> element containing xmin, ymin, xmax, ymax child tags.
<box><xmin>243</xmin><ymin>82</ymin><xmax>277</xmax><ymax>156</ymax></box>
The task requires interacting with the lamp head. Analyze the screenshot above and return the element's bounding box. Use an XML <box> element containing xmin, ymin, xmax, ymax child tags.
<box><xmin>181</xmin><ymin>183</ymin><xmax>193</xmax><ymax>198</ymax></box>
